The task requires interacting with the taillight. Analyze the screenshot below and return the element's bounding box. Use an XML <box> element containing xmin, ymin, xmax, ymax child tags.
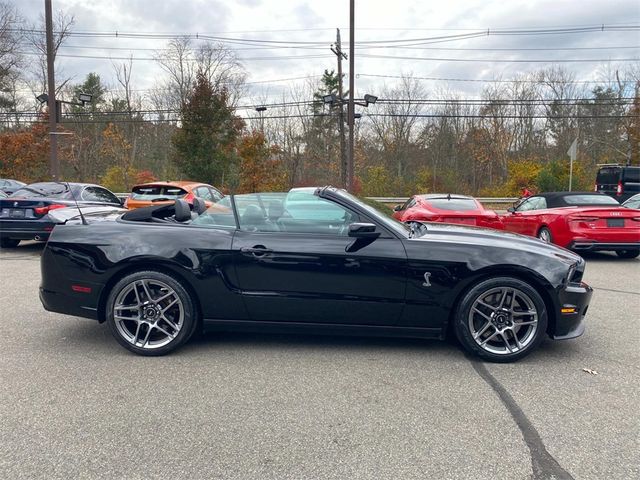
<box><xmin>34</xmin><ymin>204</ymin><xmax>67</xmax><ymax>215</ymax></box>
<box><xmin>616</xmin><ymin>182</ymin><xmax>623</xmax><ymax>196</ymax></box>
<box><xmin>183</xmin><ymin>192</ymin><xmax>195</xmax><ymax>203</ymax></box>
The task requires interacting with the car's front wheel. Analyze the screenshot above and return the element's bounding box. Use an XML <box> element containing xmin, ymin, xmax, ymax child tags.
<box><xmin>454</xmin><ymin>277</ymin><xmax>548</xmax><ymax>362</ymax></box>
<box><xmin>105</xmin><ymin>270</ymin><xmax>197</xmax><ymax>356</ymax></box>
<box><xmin>615</xmin><ymin>249</ymin><xmax>639</xmax><ymax>259</ymax></box>
<box><xmin>537</xmin><ymin>227</ymin><xmax>553</xmax><ymax>243</ymax></box>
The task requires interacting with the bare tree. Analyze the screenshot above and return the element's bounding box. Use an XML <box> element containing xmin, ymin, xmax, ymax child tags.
<box><xmin>0</xmin><ymin>2</ymin><xmax>24</xmax><ymax>121</ymax></box>
<box><xmin>153</xmin><ymin>37</ymin><xmax>246</xmax><ymax>112</ymax></box>
<box><xmin>25</xmin><ymin>10</ymin><xmax>74</xmax><ymax>98</ymax></box>
<box><xmin>367</xmin><ymin>75</ymin><xmax>426</xmax><ymax>178</ymax></box>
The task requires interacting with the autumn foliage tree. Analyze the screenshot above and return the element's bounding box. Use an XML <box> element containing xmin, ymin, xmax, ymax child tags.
<box><xmin>237</xmin><ymin>130</ymin><xmax>286</xmax><ymax>193</ymax></box>
<box><xmin>172</xmin><ymin>71</ymin><xmax>244</xmax><ymax>188</ymax></box>
<box><xmin>0</xmin><ymin>121</ymin><xmax>49</xmax><ymax>182</ymax></box>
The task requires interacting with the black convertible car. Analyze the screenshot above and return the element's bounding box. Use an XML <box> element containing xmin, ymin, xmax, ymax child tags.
<box><xmin>40</xmin><ymin>187</ymin><xmax>593</xmax><ymax>362</ymax></box>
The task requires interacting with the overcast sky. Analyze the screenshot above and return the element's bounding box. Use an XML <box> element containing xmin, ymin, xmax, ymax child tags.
<box><xmin>16</xmin><ymin>0</ymin><xmax>640</xmax><ymax>104</ymax></box>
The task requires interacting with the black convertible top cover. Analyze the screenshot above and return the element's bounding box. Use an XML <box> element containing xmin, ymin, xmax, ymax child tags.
<box><xmin>534</xmin><ymin>191</ymin><xmax>619</xmax><ymax>208</ymax></box>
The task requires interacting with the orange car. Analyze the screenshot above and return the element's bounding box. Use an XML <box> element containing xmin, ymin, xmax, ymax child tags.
<box><xmin>124</xmin><ymin>181</ymin><xmax>224</xmax><ymax>210</ymax></box>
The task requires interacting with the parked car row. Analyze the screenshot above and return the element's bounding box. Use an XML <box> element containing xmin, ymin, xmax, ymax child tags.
<box><xmin>2</xmin><ymin>175</ymin><xmax>639</xmax><ymax>257</ymax></box>
<box><xmin>0</xmin><ymin>179</ymin><xmax>223</xmax><ymax>247</ymax></box>
<box><xmin>393</xmin><ymin>190</ymin><xmax>640</xmax><ymax>258</ymax></box>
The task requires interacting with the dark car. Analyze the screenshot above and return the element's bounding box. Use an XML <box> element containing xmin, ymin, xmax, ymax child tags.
<box><xmin>40</xmin><ymin>187</ymin><xmax>593</xmax><ymax>363</ymax></box>
<box><xmin>0</xmin><ymin>182</ymin><xmax>121</xmax><ymax>248</ymax></box>
<box><xmin>0</xmin><ymin>178</ymin><xmax>26</xmax><ymax>195</ymax></box>
<box><xmin>595</xmin><ymin>164</ymin><xmax>640</xmax><ymax>202</ymax></box>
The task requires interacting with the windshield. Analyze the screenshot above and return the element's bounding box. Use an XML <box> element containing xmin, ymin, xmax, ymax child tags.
<box><xmin>423</xmin><ymin>197</ymin><xmax>479</xmax><ymax>211</ymax></box>
<box><xmin>596</xmin><ymin>167</ymin><xmax>620</xmax><ymax>184</ymax></box>
<box><xmin>332</xmin><ymin>189</ymin><xmax>411</xmax><ymax>237</ymax></box>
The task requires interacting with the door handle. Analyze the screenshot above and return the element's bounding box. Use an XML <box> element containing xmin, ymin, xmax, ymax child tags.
<box><xmin>240</xmin><ymin>245</ymin><xmax>273</xmax><ymax>257</ymax></box>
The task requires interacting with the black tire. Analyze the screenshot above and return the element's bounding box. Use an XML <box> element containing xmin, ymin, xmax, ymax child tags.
<box><xmin>0</xmin><ymin>238</ymin><xmax>20</xmax><ymax>248</ymax></box>
<box><xmin>454</xmin><ymin>277</ymin><xmax>548</xmax><ymax>363</ymax></box>
<box><xmin>105</xmin><ymin>270</ymin><xmax>198</xmax><ymax>356</ymax></box>
<box><xmin>616</xmin><ymin>249</ymin><xmax>640</xmax><ymax>259</ymax></box>
<box><xmin>537</xmin><ymin>227</ymin><xmax>553</xmax><ymax>244</ymax></box>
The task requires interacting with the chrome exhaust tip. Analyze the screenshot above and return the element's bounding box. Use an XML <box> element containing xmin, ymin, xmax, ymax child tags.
<box><xmin>34</xmin><ymin>235</ymin><xmax>42</xmax><ymax>241</ymax></box>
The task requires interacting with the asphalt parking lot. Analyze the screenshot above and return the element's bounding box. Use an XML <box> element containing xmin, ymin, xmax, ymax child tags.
<box><xmin>1</xmin><ymin>242</ymin><xmax>638</xmax><ymax>480</ymax></box>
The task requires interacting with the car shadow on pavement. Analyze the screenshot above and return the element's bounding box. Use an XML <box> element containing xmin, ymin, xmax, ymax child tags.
<box><xmin>183</xmin><ymin>330</ymin><xmax>465</xmax><ymax>358</ymax></box>
<box><xmin>579</xmin><ymin>251</ymin><xmax>638</xmax><ymax>262</ymax></box>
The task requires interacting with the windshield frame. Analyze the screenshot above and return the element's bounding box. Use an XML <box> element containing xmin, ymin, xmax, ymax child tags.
<box><xmin>322</xmin><ymin>188</ymin><xmax>411</xmax><ymax>238</ymax></box>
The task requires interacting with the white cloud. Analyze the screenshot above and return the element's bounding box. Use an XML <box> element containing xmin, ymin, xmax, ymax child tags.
<box><xmin>16</xmin><ymin>0</ymin><xmax>640</xmax><ymax>102</ymax></box>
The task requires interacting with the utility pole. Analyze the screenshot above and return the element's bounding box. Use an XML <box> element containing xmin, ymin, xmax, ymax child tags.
<box><xmin>331</xmin><ymin>29</ymin><xmax>348</xmax><ymax>188</ymax></box>
<box><xmin>347</xmin><ymin>0</ymin><xmax>355</xmax><ymax>192</ymax></box>
<box><xmin>45</xmin><ymin>0</ymin><xmax>58</xmax><ymax>180</ymax></box>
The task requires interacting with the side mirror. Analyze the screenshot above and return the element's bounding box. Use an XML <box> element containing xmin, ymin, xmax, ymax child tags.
<box><xmin>348</xmin><ymin>222</ymin><xmax>380</xmax><ymax>239</ymax></box>
<box><xmin>393</xmin><ymin>204</ymin><xmax>403</xmax><ymax>212</ymax></box>
<box><xmin>507</xmin><ymin>207</ymin><xmax>515</xmax><ymax>213</ymax></box>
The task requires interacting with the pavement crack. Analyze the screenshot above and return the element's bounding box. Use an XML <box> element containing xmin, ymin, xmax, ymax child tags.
<box><xmin>591</xmin><ymin>286</ymin><xmax>640</xmax><ymax>296</ymax></box>
<box><xmin>470</xmin><ymin>359</ymin><xmax>575</xmax><ymax>480</ymax></box>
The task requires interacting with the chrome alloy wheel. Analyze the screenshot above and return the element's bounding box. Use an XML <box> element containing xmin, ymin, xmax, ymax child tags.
<box><xmin>538</xmin><ymin>228</ymin><xmax>551</xmax><ymax>243</ymax></box>
<box><xmin>113</xmin><ymin>279</ymin><xmax>184</xmax><ymax>349</ymax></box>
<box><xmin>468</xmin><ymin>287</ymin><xmax>539</xmax><ymax>356</ymax></box>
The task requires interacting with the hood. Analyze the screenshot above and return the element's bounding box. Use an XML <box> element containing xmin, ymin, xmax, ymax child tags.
<box><xmin>48</xmin><ymin>206</ymin><xmax>125</xmax><ymax>224</ymax></box>
<box><xmin>410</xmin><ymin>222</ymin><xmax>581</xmax><ymax>266</ymax></box>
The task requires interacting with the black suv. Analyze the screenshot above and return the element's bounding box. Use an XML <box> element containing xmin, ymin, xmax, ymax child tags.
<box><xmin>595</xmin><ymin>164</ymin><xmax>640</xmax><ymax>202</ymax></box>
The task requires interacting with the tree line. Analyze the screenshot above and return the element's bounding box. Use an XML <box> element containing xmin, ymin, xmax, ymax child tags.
<box><xmin>0</xmin><ymin>2</ymin><xmax>638</xmax><ymax>196</ymax></box>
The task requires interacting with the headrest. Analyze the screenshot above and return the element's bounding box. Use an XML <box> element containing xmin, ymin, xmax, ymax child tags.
<box><xmin>242</xmin><ymin>204</ymin><xmax>265</xmax><ymax>223</ymax></box>
<box><xmin>268</xmin><ymin>200</ymin><xmax>284</xmax><ymax>219</ymax></box>
<box><xmin>174</xmin><ymin>199</ymin><xmax>192</xmax><ymax>222</ymax></box>
<box><xmin>192</xmin><ymin>197</ymin><xmax>207</xmax><ymax>214</ymax></box>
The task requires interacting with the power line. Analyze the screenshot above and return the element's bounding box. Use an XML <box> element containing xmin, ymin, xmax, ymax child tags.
<box><xmin>16</xmin><ymin>51</ymin><xmax>333</xmax><ymax>62</ymax></box>
<box><xmin>12</xmin><ymin>24</ymin><xmax>640</xmax><ymax>48</ymax></box>
<box><xmin>358</xmin><ymin>73</ymin><xmax>635</xmax><ymax>84</ymax></box>
<box><xmin>359</xmin><ymin>53</ymin><xmax>639</xmax><ymax>63</ymax></box>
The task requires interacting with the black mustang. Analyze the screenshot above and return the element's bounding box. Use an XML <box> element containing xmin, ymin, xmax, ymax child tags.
<box><xmin>40</xmin><ymin>187</ymin><xmax>593</xmax><ymax>362</ymax></box>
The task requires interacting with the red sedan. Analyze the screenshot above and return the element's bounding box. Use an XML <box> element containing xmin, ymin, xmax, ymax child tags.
<box><xmin>393</xmin><ymin>194</ymin><xmax>504</xmax><ymax>229</ymax></box>
<box><xmin>502</xmin><ymin>192</ymin><xmax>640</xmax><ymax>258</ymax></box>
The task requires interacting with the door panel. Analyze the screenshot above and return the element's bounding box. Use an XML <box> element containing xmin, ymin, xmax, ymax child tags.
<box><xmin>232</xmin><ymin>231</ymin><xmax>407</xmax><ymax>325</ymax></box>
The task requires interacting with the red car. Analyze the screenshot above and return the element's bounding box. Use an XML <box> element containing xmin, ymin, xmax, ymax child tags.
<box><xmin>392</xmin><ymin>194</ymin><xmax>504</xmax><ymax>229</ymax></box>
<box><xmin>502</xmin><ymin>191</ymin><xmax>640</xmax><ymax>258</ymax></box>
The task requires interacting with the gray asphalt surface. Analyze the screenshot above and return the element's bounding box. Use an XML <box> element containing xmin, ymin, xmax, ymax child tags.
<box><xmin>0</xmin><ymin>242</ymin><xmax>638</xmax><ymax>480</ymax></box>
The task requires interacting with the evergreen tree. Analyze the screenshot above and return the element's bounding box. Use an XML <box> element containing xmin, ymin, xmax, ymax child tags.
<box><xmin>171</xmin><ymin>71</ymin><xmax>244</xmax><ymax>187</ymax></box>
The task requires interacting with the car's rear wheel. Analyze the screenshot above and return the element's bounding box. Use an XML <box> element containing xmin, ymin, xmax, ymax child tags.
<box><xmin>105</xmin><ymin>270</ymin><xmax>197</xmax><ymax>356</ymax></box>
<box><xmin>615</xmin><ymin>249</ymin><xmax>639</xmax><ymax>259</ymax></box>
<box><xmin>0</xmin><ymin>238</ymin><xmax>20</xmax><ymax>248</ymax></box>
<box><xmin>537</xmin><ymin>227</ymin><xmax>553</xmax><ymax>243</ymax></box>
<box><xmin>454</xmin><ymin>277</ymin><xmax>548</xmax><ymax>363</ymax></box>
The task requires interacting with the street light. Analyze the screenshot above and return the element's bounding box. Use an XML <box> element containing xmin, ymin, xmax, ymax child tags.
<box><xmin>322</xmin><ymin>94</ymin><xmax>337</xmax><ymax>105</ymax></box>
<box><xmin>363</xmin><ymin>94</ymin><xmax>378</xmax><ymax>106</ymax></box>
<box><xmin>78</xmin><ymin>93</ymin><xmax>93</xmax><ymax>105</ymax></box>
<box><xmin>255</xmin><ymin>106</ymin><xmax>267</xmax><ymax>132</ymax></box>
<box><xmin>36</xmin><ymin>92</ymin><xmax>93</xmax><ymax>108</ymax></box>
